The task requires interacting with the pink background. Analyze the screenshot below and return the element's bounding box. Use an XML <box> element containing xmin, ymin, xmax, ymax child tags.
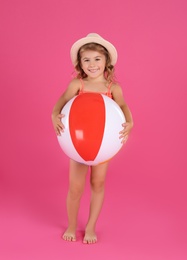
<box><xmin>0</xmin><ymin>0</ymin><xmax>187</xmax><ymax>259</ymax></box>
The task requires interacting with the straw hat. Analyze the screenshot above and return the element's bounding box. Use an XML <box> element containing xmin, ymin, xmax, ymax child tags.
<box><xmin>70</xmin><ymin>33</ymin><xmax>118</xmax><ymax>66</ymax></box>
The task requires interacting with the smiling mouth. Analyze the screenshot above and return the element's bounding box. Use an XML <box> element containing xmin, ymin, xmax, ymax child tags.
<box><xmin>88</xmin><ymin>69</ymin><xmax>98</xmax><ymax>73</ymax></box>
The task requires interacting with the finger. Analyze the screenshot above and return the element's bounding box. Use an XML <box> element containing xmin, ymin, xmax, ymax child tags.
<box><xmin>56</xmin><ymin>129</ymin><xmax>61</xmax><ymax>136</ymax></box>
<box><xmin>119</xmin><ymin>124</ymin><xmax>129</xmax><ymax>134</ymax></box>
<box><xmin>57</xmin><ymin>120</ymin><xmax>65</xmax><ymax>127</ymax></box>
<box><xmin>119</xmin><ymin>133</ymin><xmax>128</xmax><ymax>141</ymax></box>
<box><xmin>58</xmin><ymin>114</ymin><xmax>65</xmax><ymax>118</ymax></box>
<box><xmin>121</xmin><ymin>135</ymin><xmax>129</xmax><ymax>144</ymax></box>
<box><xmin>57</xmin><ymin>115</ymin><xmax>65</xmax><ymax>123</ymax></box>
<box><xmin>119</xmin><ymin>131</ymin><xmax>128</xmax><ymax>138</ymax></box>
<box><xmin>119</xmin><ymin>129</ymin><xmax>126</xmax><ymax>134</ymax></box>
<box><xmin>123</xmin><ymin>130</ymin><xmax>129</xmax><ymax>136</ymax></box>
<box><xmin>57</xmin><ymin>124</ymin><xmax>64</xmax><ymax>130</ymax></box>
<box><xmin>56</xmin><ymin>123</ymin><xmax>65</xmax><ymax>134</ymax></box>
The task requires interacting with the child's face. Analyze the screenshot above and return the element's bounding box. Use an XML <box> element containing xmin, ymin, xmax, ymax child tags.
<box><xmin>80</xmin><ymin>50</ymin><xmax>106</xmax><ymax>79</ymax></box>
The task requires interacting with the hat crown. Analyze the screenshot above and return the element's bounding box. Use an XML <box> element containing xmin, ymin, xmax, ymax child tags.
<box><xmin>86</xmin><ymin>33</ymin><xmax>102</xmax><ymax>38</ymax></box>
<box><xmin>70</xmin><ymin>33</ymin><xmax>118</xmax><ymax>66</ymax></box>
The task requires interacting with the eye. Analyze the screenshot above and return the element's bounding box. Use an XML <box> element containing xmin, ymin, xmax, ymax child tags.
<box><xmin>95</xmin><ymin>58</ymin><xmax>101</xmax><ymax>61</ymax></box>
<box><xmin>83</xmin><ymin>59</ymin><xmax>89</xmax><ymax>62</ymax></box>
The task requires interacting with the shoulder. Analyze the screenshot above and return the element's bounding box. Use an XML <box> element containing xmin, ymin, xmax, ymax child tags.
<box><xmin>61</xmin><ymin>78</ymin><xmax>82</xmax><ymax>101</ymax></box>
<box><xmin>110</xmin><ymin>82</ymin><xmax>126</xmax><ymax>105</ymax></box>
<box><xmin>68</xmin><ymin>78</ymin><xmax>81</xmax><ymax>88</ymax></box>
<box><xmin>66</xmin><ymin>78</ymin><xmax>81</xmax><ymax>93</ymax></box>
<box><xmin>111</xmin><ymin>82</ymin><xmax>123</xmax><ymax>94</ymax></box>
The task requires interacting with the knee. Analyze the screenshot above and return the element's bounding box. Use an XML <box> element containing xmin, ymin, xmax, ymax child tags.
<box><xmin>69</xmin><ymin>183</ymin><xmax>84</xmax><ymax>200</ymax></box>
<box><xmin>90</xmin><ymin>180</ymin><xmax>105</xmax><ymax>193</ymax></box>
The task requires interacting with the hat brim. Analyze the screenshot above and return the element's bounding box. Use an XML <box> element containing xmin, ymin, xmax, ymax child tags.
<box><xmin>70</xmin><ymin>36</ymin><xmax>118</xmax><ymax>66</ymax></box>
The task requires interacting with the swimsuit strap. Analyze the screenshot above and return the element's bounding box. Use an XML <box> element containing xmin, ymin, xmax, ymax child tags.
<box><xmin>106</xmin><ymin>81</ymin><xmax>113</xmax><ymax>98</ymax></box>
<box><xmin>79</xmin><ymin>78</ymin><xmax>84</xmax><ymax>93</ymax></box>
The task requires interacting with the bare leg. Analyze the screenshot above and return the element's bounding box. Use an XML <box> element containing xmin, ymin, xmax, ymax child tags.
<box><xmin>83</xmin><ymin>162</ymin><xmax>109</xmax><ymax>244</ymax></box>
<box><xmin>62</xmin><ymin>159</ymin><xmax>88</xmax><ymax>242</ymax></box>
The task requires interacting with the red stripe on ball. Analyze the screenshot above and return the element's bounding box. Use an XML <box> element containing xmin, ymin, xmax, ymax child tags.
<box><xmin>69</xmin><ymin>93</ymin><xmax>105</xmax><ymax>161</ymax></box>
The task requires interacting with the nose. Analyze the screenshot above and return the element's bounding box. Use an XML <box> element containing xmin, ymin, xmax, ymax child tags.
<box><xmin>89</xmin><ymin>60</ymin><xmax>96</xmax><ymax>67</ymax></box>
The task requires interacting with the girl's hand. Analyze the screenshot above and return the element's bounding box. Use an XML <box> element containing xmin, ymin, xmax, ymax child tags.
<box><xmin>52</xmin><ymin>114</ymin><xmax>65</xmax><ymax>136</ymax></box>
<box><xmin>119</xmin><ymin>122</ymin><xmax>133</xmax><ymax>144</ymax></box>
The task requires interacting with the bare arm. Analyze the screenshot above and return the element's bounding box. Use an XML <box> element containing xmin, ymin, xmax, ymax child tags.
<box><xmin>51</xmin><ymin>79</ymin><xmax>81</xmax><ymax>135</ymax></box>
<box><xmin>112</xmin><ymin>84</ymin><xmax>134</xmax><ymax>143</ymax></box>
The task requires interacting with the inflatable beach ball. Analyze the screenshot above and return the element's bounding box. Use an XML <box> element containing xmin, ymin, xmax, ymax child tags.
<box><xmin>57</xmin><ymin>93</ymin><xmax>126</xmax><ymax>166</ymax></box>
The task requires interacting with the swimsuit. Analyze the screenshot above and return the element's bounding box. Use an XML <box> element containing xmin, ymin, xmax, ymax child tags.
<box><xmin>78</xmin><ymin>78</ymin><xmax>113</xmax><ymax>98</ymax></box>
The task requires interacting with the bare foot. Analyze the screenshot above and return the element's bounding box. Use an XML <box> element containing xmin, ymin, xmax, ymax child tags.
<box><xmin>62</xmin><ymin>227</ymin><xmax>76</xmax><ymax>242</ymax></box>
<box><xmin>83</xmin><ymin>229</ymin><xmax>97</xmax><ymax>244</ymax></box>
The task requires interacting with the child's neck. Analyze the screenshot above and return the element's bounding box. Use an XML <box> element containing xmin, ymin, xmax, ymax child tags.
<box><xmin>85</xmin><ymin>75</ymin><xmax>106</xmax><ymax>83</ymax></box>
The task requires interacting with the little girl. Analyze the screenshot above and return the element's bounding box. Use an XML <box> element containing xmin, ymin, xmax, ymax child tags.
<box><xmin>52</xmin><ymin>33</ymin><xmax>133</xmax><ymax>244</ymax></box>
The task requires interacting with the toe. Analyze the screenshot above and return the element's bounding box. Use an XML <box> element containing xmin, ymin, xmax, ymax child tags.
<box><xmin>62</xmin><ymin>233</ymin><xmax>76</xmax><ymax>242</ymax></box>
<box><xmin>62</xmin><ymin>234</ymin><xmax>67</xmax><ymax>240</ymax></box>
<box><xmin>71</xmin><ymin>236</ymin><xmax>76</xmax><ymax>242</ymax></box>
<box><xmin>83</xmin><ymin>235</ymin><xmax>97</xmax><ymax>244</ymax></box>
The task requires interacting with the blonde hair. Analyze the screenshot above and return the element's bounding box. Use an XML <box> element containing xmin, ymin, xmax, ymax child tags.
<box><xmin>74</xmin><ymin>43</ymin><xmax>116</xmax><ymax>83</ymax></box>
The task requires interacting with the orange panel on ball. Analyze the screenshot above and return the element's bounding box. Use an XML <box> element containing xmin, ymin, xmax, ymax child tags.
<box><xmin>69</xmin><ymin>93</ymin><xmax>105</xmax><ymax>161</ymax></box>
